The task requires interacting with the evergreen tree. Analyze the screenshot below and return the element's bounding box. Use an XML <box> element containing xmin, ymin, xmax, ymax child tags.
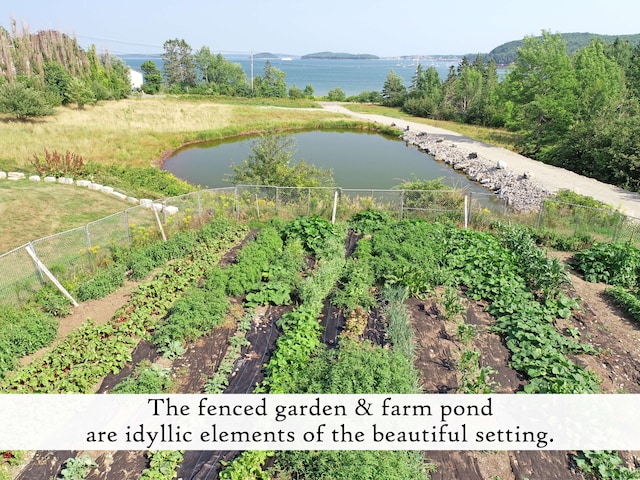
<box><xmin>64</xmin><ymin>77</ymin><xmax>95</xmax><ymax>108</ymax></box>
<box><xmin>381</xmin><ymin>70</ymin><xmax>406</xmax><ymax>107</ymax></box>
<box><xmin>0</xmin><ymin>81</ymin><xmax>54</xmax><ymax>119</ymax></box>
<box><xmin>141</xmin><ymin>60</ymin><xmax>162</xmax><ymax>94</ymax></box>
<box><xmin>253</xmin><ymin>60</ymin><xmax>287</xmax><ymax>98</ymax></box>
<box><xmin>403</xmin><ymin>64</ymin><xmax>442</xmax><ymax>117</ymax></box>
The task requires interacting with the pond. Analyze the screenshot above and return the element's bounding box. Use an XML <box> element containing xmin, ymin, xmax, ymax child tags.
<box><xmin>162</xmin><ymin>130</ymin><xmax>494</xmax><ymax>196</ymax></box>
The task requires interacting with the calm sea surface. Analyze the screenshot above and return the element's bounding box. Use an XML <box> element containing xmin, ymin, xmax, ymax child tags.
<box><xmin>122</xmin><ymin>56</ymin><xmax>463</xmax><ymax>97</ymax></box>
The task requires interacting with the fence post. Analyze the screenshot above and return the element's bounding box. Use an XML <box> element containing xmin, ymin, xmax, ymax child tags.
<box><xmin>464</xmin><ymin>195</ymin><xmax>469</xmax><ymax>229</ymax></box>
<box><xmin>574</xmin><ymin>205</ymin><xmax>581</xmax><ymax>236</ymax></box>
<box><xmin>612</xmin><ymin>212</ymin><xmax>622</xmax><ymax>242</ymax></box>
<box><xmin>400</xmin><ymin>190</ymin><xmax>405</xmax><ymax>219</ymax></box>
<box><xmin>85</xmin><ymin>225</ymin><xmax>91</xmax><ymax>249</ymax></box>
<box><xmin>331</xmin><ymin>189</ymin><xmax>339</xmax><ymax>224</ymax></box>
<box><xmin>234</xmin><ymin>186</ymin><xmax>239</xmax><ymax>221</ymax></box>
<box><xmin>275</xmin><ymin>187</ymin><xmax>279</xmax><ymax>216</ymax></box>
<box><xmin>536</xmin><ymin>201</ymin><xmax>545</xmax><ymax>229</ymax></box>
<box><xmin>124</xmin><ymin>209</ymin><xmax>131</xmax><ymax>249</ymax></box>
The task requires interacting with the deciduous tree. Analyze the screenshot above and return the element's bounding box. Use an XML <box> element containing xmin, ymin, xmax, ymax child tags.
<box><xmin>162</xmin><ymin>38</ymin><xmax>197</xmax><ymax>91</ymax></box>
<box><xmin>227</xmin><ymin>133</ymin><xmax>334</xmax><ymax>187</ymax></box>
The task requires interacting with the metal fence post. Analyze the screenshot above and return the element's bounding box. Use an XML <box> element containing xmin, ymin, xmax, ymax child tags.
<box><xmin>234</xmin><ymin>186</ymin><xmax>239</xmax><ymax>221</ymax></box>
<box><xmin>400</xmin><ymin>190</ymin><xmax>405</xmax><ymax>219</ymax></box>
<box><xmin>124</xmin><ymin>209</ymin><xmax>131</xmax><ymax>249</ymax></box>
<box><xmin>85</xmin><ymin>225</ymin><xmax>91</xmax><ymax>249</ymax></box>
<box><xmin>331</xmin><ymin>189</ymin><xmax>338</xmax><ymax>224</ymax></box>
<box><xmin>536</xmin><ymin>201</ymin><xmax>545</xmax><ymax>229</ymax></box>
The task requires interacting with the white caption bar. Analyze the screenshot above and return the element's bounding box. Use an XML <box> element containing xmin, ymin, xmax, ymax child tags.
<box><xmin>1</xmin><ymin>394</ymin><xmax>638</xmax><ymax>451</ymax></box>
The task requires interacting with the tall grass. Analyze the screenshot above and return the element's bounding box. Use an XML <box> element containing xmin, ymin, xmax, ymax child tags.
<box><xmin>0</xmin><ymin>96</ymin><xmax>382</xmax><ymax>170</ymax></box>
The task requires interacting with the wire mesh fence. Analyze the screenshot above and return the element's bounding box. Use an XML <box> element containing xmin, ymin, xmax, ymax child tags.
<box><xmin>536</xmin><ymin>199</ymin><xmax>626</xmax><ymax>243</ymax></box>
<box><xmin>2</xmin><ymin>184</ymin><xmax>640</xmax><ymax>306</ymax></box>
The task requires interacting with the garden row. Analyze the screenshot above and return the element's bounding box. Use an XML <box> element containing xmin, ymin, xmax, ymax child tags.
<box><xmin>3</xmin><ymin>211</ymin><xmax>639</xmax><ymax>479</ymax></box>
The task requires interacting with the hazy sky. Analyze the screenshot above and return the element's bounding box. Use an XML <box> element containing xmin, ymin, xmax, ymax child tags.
<box><xmin>2</xmin><ymin>0</ymin><xmax>639</xmax><ymax>57</ymax></box>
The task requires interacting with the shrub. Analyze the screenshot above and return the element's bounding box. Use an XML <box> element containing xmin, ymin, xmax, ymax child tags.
<box><xmin>31</xmin><ymin>149</ymin><xmax>84</xmax><ymax>178</ymax></box>
<box><xmin>572</xmin><ymin>242</ymin><xmax>640</xmax><ymax>287</ymax></box>
<box><xmin>0</xmin><ymin>82</ymin><xmax>54</xmax><ymax>119</ymax></box>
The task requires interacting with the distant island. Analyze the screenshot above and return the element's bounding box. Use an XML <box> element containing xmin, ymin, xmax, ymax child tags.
<box><xmin>253</xmin><ymin>52</ymin><xmax>280</xmax><ymax>59</ymax></box>
<box><xmin>301</xmin><ymin>52</ymin><xmax>379</xmax><ymax>60</ymax></box>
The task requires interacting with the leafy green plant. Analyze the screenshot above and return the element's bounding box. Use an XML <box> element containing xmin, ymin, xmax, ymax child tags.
<box><xmin>607</xmin><ymin>286</ymin><xmax>640</xmax><ymax>322</ymax></box>
<box><xmin>111</xmin><ymin>361</ymin><xmax>173</xmax><ymax>394</ymax></box>
<box><xmin>0</xmin><ymin>305</ymin><xmax>58</xmax><ymax>379</ymax></box>
<box><xmin>219</xmin><ymin>451</ymin><xmax>274</xmax><ymax>480</ymax></box>
<box><xmin>139</xmin><ymin>450</ymin><xmax>184</xmax><ymax>480</ymax></box>
<box><xmin>153</xmin><ymin>285</ymin><xmax>229</xmax><ymax>358</ymax></box>
<box><xmin>75</xmin><ymin>263</ymin><xmax>127</xmax><ymax>301</ymax></box>
<box><xmin>348</xmin><ymin>209</ymin><xmax>391</xmax><ymax>235</ymax></box>
<box><xmin>457</xmin><ymin>348</ymin><xmax>499</xmax><ymax>394</ymax></box>
<box><xmin>282</xmin><ymin>214</ymin><xmax>340</xmax><ymax>255</ymax></box>
<box><xmin>457</xmin><ymin>321</ymin><xmax>477</xmax><ymax>344</ymax></box>
<box><xmin>574</xmin><ymin>450</ymin><xmax>640</xmax><ymax>479</ymax></box>
<box><xmin>441</xmin><ymin>285</ymin><xmax>466</xmax><ymax>321</ymax></box>
<box><xmin>33</xmin><ymin>284</ymin><xmax>73</xmax><ymax>317</ymax></box>
<box><xmin>59</xmin><ymin>455</ymin><xmax>97</xmax><ymax>480</ymax></box>
<box><xmin>572</xmin><ymin>242</ymin><xmax>640</xmax><ymax>287</ymax></box>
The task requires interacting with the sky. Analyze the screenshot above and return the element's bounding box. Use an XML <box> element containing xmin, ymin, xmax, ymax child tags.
<box><xmin>2</xmin><ymin>0</ymin><xmax>640</xmax><ymax>57</ymax></box>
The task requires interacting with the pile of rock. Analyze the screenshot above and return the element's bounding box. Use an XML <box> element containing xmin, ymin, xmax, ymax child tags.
<box><xmin>403</xmin><ymin>131</ymin><xmax>552</xmax><ymax>213</ymax></box>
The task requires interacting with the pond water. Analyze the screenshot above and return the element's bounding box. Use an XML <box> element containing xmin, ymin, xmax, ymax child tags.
<box><xmin>162</xmin><ymin>130</ymin><xmax>493</xmax><ymax>195</ymax></box>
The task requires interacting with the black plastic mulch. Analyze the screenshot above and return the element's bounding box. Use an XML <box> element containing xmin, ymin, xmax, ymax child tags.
<box><xmin>176</xmin><ymin>304</ymin><xmax>284</xmax><ymax>480</ymax></box>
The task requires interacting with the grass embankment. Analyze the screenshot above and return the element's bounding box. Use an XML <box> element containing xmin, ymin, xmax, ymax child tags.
<box><xmin>344</xmin><ymin>104</ymin><xmax>521</xmax><ymax>151</ymax></box>
<box><xmin>0</xmin><ymin>182</ymin><xmax>130</xmax><ymax>253</ymax></box>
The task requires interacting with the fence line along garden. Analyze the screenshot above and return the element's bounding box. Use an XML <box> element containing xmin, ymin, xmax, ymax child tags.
<box><xmin>1</xmin><ymin>183</ymin><xmax>638</xmax><ymax>306</ymax></box>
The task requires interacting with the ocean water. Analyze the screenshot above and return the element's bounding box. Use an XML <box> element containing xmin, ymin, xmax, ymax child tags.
<box><xmin>122</xmin><ymin>55</ymin><xmax>462</xmax><ymax>97</ymax></box>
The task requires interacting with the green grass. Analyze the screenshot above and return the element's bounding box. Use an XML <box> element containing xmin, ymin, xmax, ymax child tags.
<box><xmin>0</xmin><ymin>181</ymin><xmax>130</xmax><ymax>252</ymax></box>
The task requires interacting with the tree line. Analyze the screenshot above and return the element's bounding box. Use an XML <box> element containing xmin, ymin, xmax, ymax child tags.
<box><xmin>0</xmin><ymin>21</ymin><xmax>131</xmax><ymax>117</ymax></box>
<box><xmin>142</xmin><ymin>38</ymin><xmax>319</xmax><ymax>99</ymax></box>
<box><xmin>381</xmin><ymin>31</ymin><xmax>640</xmax><ymax>193</ymax></box>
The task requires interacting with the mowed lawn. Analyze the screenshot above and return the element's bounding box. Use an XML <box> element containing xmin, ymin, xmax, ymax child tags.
<box><xmin>0</xmin><ymin>181</ymin><xmax>131</xmax><ymax>253</ymax></box>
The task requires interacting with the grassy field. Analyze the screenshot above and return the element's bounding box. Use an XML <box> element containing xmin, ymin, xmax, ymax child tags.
<box><xmin>0</xmin><ymin>95</ymin><xmax>352</xmax><ymax>171</ymax></box>
<box><xmin>0</xmin><ymin>181</ymin><xmax>131</xmax><ymax>253</ymax></box>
